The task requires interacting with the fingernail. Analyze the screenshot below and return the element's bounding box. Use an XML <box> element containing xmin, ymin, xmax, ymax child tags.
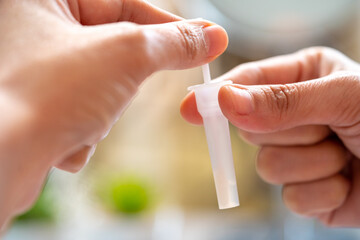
<box><xmin>223</xmin><ymin>86</ymin><xmax>254</xmax><ymax>115</ymax></box>
<box><xmin>203</xmin><ymin>24</ymin><xmax>228</xmax><ymax>57</ymax></box>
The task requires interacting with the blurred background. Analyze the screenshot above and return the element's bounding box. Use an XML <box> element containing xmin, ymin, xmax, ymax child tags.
<box><xmin>4</xmin><ymin>0</ymin><xmax>360</xmax><ymax>239</ymax></box>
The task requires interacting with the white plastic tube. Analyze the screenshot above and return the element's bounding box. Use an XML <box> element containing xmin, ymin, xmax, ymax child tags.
<box><xmin>188</xmin><ymin>64</ymin><xmax>239</xmax><ymax>209</ymax></box>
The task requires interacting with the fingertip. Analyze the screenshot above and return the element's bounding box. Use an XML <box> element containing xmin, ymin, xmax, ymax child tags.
<box><xmin>282</xmin><ymin>184</ymin><xmax>306</xmax><ymax>214</ymax></box>
<box><xmin>55</xmin><ymin>146</ymin><xmax>93</xmax><ymax>173</ymax></box>
<box><xmin>180</xmin><ymin>92</ymin><xmax>203</xmax><ymax>125</ymax></box>
<box><xmin>218</xmin><ymin>85</ymin><xmax>240</xmax><ymax>122</ymax></box>
<box><xmin>283</xmin><ymin>175</ymin><xmax>350</xmax><ymax>216</ymax></box>
<box><xmin>218</xmin><ymin>85</ymin><xmax>234</xmax><ymax>113</ymax></box>
<box><xmin>203</xmin><ymin>24</ymin><xmax>228</xmax><ymax>59</ymax></box>
<box><xmin>144</xmin><ymin>19</ymin><xmax>228</xmax><ymax>71</ymax></box>
<box><xmin>333</xmin><ymin>175</ymin><xmax>351</xmax><ymax>202</ymax></box>
<box><xmin>256</xmin><ymin>147</ymin><xmax>285</xmax><ymax>185</ymax></box>
<box><xmin>220</xmin><ymin>85</ymin><xmax>270</xmax><ymax>132</ymax></box>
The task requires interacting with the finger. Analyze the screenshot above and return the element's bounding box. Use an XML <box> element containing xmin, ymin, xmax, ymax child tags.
<box><xmin>283</xmin><ymin>174</ymin><xmax>350</xmax><ymax>216</ymax></box>
<box><xmin>55</xmin><ymin>145</ymin><xmax>96</xmax><ymax>173</ymax></box>
<box><xmin>180</xmin><ymin>47</ymin><xmax>358</xmax><ymax>126</ymax></box>
<box><xmin>324</xmin><ymin>159</ymin><xmax>360</xmax><ymax>227</ymax></box>
<box><xmin>75</xmin><ymin>0</ymin><xmax>181</xmax><ymax>25</ymax></box>
<box><xmin>239</xmin><ymin>125</ymin><xmax>331</xmax><ymax>146</ymax></box>
<box><xmin>87</xmin><ymin>19</ymin><xmax>228</xmax><ymax>77</ymax></box>
<box><xmin>143</xmin><ymin>19</ymin><xmax>228</xmax><ymax>71</ymax></box>
<box><xmin>257</xmin><ymin>140</ymin><xmax>349</xmax><ymax>184</ymax></box>
<box><xmin>180</xmin><ymin>92</ymin><xmax>202</xmax><ymax>125</ymax></box>
<box><xmin>218</xmin><ymin>72</ymin><xmax>360</xmax><ymax>134</ymax></box>
<box><xmin>179</xmin><ymin>47</ymin><xmax>324</xmax><ymax>124</ymax></box>
<box><xmin>217</xmin><ymin>47</ymin><xmax>356</xmax><ymax>85</ymax></box>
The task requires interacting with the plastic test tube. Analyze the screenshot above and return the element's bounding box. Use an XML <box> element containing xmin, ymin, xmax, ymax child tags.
<box><xmin>188</xmin><ymin>64</ymin><xmax>239</xmax><ymax>209</ymax></box>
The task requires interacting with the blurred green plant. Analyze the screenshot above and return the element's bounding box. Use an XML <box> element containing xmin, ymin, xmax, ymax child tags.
<box><xmin>16</xmin><ymin>186</ymin><xmax>56</xmax><ymax>222</ymax></box>
<box><xmin>96</xmin><ymin>175</ymin><xmax>151</xmax><ymax>215</ymax></box>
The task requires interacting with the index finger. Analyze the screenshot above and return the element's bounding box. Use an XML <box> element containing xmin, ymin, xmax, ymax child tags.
<box><xmin>218</xmin><ymin>47</ymin><xmax>338</xmax><ymax>85</ymax></box>
<box><xmin>74</xmin><ymin>0</ymin><xmax>182</xmax><ymax>25</ymax></box>
<box><xmin>180</xmin><ymin>47</ymin><xmax>348</xmax><ymax>125</ymax></box>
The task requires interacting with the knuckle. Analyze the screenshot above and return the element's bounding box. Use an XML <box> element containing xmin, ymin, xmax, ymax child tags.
<box><xmin>331</xmin><ymin>71</ymin><xmax>360</xmax><ymax>81</ymax></box>
<box><xmin>297</xmin><ymin>47</ymin><xmax>324</xmax><ymax>64</ymax></box>
<box><xmin>175</xmin><ymin>24</ymin><xmax>205</xmax><ymax>60</ymax></box>
<box><xmin>111</xmin><ymin>22</ymin><xmax>144</xmax><ymax>43</ymax></box>
<box><xmin>300</xmin><ymin>46</ymin><xmax>331</xmax><ymax>56</ymax></box>
<box><xmin>297</xmin><ymin>47</ymin><xmax>350</xmax><ymax>77</ymax></box>
<box><xmin>261</xmin><ymin>84</ymin><xmax>299</xmax><ymax>124</ymax></box>
<box><xmin>121</xmin><ymin>24</ymin><xmax>156</xmax><ymax>76</ymax></box>
<box><xmin>95</xmin><ymin>22</ymin><xmax>152</xmax><ymax>75</ymax></box>
<box><xmin>329</xmin><ymin>72</ymin><xmax>360</xmax><ymax>127</ymax></box>
<box><xmin>116</xmin><ymin>23</ymin><xmax>146</xmax><ymax>49</ymax></box>
<box><xmin>123</xmin><ymin>25</ymin><xmax>147</xmax><ymax>54</ymax></box>
<box><xmin>298</xmin><ymin>46</ymin><xmax>342</xmax><ymax>62</ymax></box>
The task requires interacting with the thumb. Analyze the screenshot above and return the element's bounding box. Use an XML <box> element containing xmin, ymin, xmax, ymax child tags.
<box><xmin>219</xmin><ymin>71</ymin><xmax>360</xmax><ymax>133</ymax></box>
<box><xmin>141</xmin><ymin>19</ymin><xmax>228</xmax><ymax>71</ymax></box>
<box><xmin>82</xmin><ymin>19</ymin><xmax>228</xmax><ymax>78</ymax></box>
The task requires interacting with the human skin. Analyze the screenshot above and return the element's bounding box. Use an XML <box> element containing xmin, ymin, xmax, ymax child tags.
<box><xmin>0</xmin><ymin>0</ymin><xmax>228</xmax><ymax>228</ymax></box>
<box><xmin>181</xmin><ymin>47</ymin><xmax>360</xmax><ymax>227</ymax></box>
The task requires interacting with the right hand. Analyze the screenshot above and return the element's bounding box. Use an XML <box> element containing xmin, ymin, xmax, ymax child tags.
<box><xmin>181</xmin><ymin>47</ymin><xmax>360</xmax><ymax>227</ymax></box>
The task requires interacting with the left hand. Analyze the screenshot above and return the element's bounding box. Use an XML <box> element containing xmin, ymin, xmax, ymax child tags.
<box><xmin>0</xmin><ymin>0</ymin><xmax>228</xmax><ymax>227</ymax></box>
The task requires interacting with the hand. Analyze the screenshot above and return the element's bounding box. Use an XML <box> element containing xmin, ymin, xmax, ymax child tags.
<box><xmin>0</xmin><ymin>0</ymin><xmax>228</xmax><ymax>226</ymax></box>
<box><xmin>181</xmin><ymin>47</ymin><xmax>360</xmax><ymax>227</ymax></box>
